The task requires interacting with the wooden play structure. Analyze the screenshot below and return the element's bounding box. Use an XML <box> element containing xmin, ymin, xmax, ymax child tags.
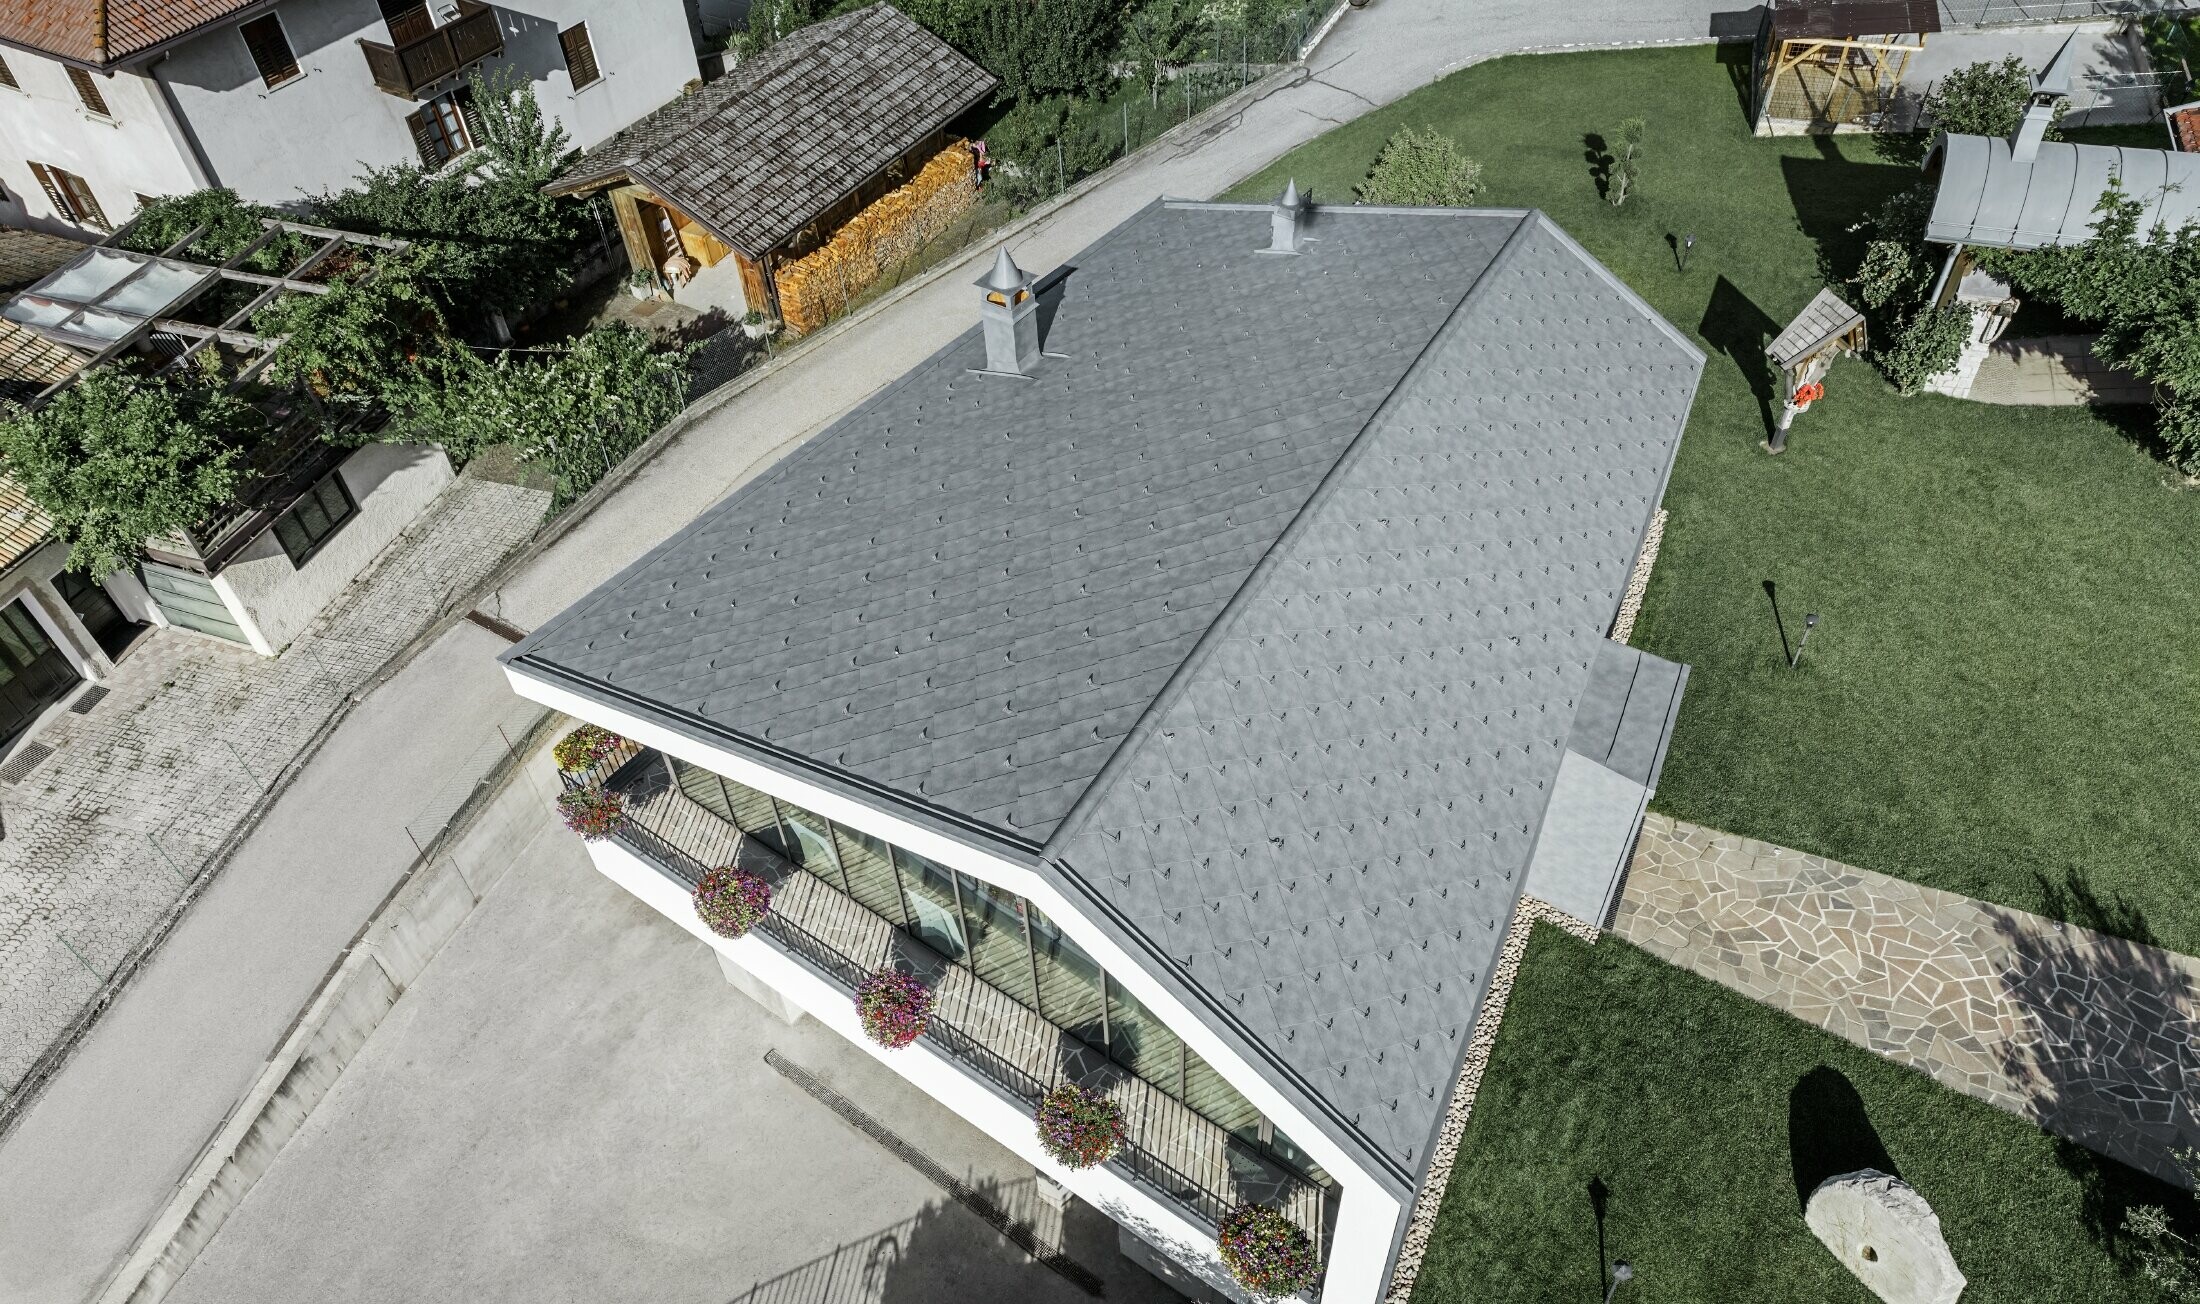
<box><xmin>1764</xmin><ymin>287</ymin><xmax>1866</xmax><ymax>452</ymax></box>
<box><xmin>1754</xmin><ymin>0</ymin><xmax>1940</xmax><ymax>135</ymax></box>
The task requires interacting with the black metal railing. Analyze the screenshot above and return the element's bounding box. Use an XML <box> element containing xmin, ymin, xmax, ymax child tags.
<box><xmin>570</xmin><ymin>749</ymin><xmax>1333</xmax><ymax>1270</ymax></box>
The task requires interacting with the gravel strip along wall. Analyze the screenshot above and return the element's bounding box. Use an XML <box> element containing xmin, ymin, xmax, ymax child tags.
<box><xmin>1384</xmin><ymin>898</ymin><xmax>1600</xmax><ymax>1304</ymax></box>
<box><xmin>1607</xmin><ymin>507</ymin><xmax>1666</xmax><ymax>644</ymax></box>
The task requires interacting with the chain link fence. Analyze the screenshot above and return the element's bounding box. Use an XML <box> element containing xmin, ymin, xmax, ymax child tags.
<box><xmin>1940</xmin><ymin>0</ymin><xmax>2197</xmax><ymax>26</ymax></box>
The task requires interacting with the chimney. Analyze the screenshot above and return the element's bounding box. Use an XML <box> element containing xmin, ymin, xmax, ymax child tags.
<box><xmin>975</xmin><ymin>247</ymin><xmax>1038</xmax><ymax>375</ymax></box>
<box><xmin>2010</xmin><ymin>35</ymin><xmax>2077</xmax><ymax>166</ymax></box>
<box><xmin>1269</xmin><ymin>179</ymin><xmax>1304</xmax><ymax>254</ymax></box>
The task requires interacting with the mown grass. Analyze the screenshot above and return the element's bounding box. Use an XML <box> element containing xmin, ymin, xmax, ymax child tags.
<box><xmin>1228</xmin><ymin>45</ymin><xmax>2200</xmax><ymax>953</ymax></box>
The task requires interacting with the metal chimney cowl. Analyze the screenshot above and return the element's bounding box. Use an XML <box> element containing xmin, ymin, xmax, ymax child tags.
<box><xmin>976</xmin><ymin>247</ymin><xmax>1039</xmax><ymax>375</ymax></box>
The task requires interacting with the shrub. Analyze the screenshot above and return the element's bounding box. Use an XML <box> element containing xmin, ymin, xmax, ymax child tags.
<box><xmin>252</xmin><ymin>248</ymin><xmax>445</xmax><ymax>413</ymax></box>
<box><xmin>552</xmin><ymin>723</ymin><xmax>625</xmax><ymax>774</ymax></box>
<box><xmin>1356</xmin><ymin>127</ymin><xmax>1481</xmax><ymax>207</ymax></box>
<box><xmin>1606</xmin><ymin>118</ymin><xmax>1645</xmax><ymax>208</ymax></box>
<box><xmin>1034</xmin><ymin>1082</ymin><xmax>1126</xmax><ymax>1168</ymax></box>
<box><xmin>1925</xmin><ymin>57</ymin><xmax>2057</xmax><ymax>141</ymax></box>
<box><xmin>855</xmin><ymin>968</ymin><xmax>933</xmax><ymax>1049</ymax></box>
<box><xmin>1874</xmin><ymin>304</ymin><xmax>1972</xmax><ymax>396</ymax></box>
<box><xmin>0</xmin><ymin>367</ymin><xmax>257</xmax><ymax>578</ymax></box>
<box><xmin>692</xmin><ymin>865</ymin><xmax>773</xmax><ymax>939</ymax></box>
<box><xmin>1852</xmin><ymin>184</ymin><xmax>1939</xmax><ymax>315</ymax></box>
<box><xmin>1217</xmin><ymin>1203</ymin><xmax>1318</xmax><ymax>1298</ymax></box>
<box><xmin>116</xmin><ymin>188</ymin><xmax>301</xmax><ymax>269</ymax></box>
<box><xmin>557</xmin><ymin>788</ymin><xmax>628</xmax><ymax>840</ymax></box>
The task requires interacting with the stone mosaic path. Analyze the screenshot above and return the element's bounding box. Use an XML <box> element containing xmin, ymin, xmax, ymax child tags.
<box><xmin>1615</xmin><ymin>814</ymin><xmax>2199</xmax><ymax>1185</ymax></box>
<box><xmin>0</xmin><ymin>474</ymin><xmax>548</xmax><ymax>1097</ymax></box>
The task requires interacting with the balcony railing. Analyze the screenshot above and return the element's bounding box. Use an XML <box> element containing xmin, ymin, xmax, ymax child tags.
<box><xmin>359</xmin><ymin>1</ymin><xmax>504</xmax><ymax>99</ymax></box>
<box><xmin>577</xmin><ymin>748</ymin><xmax>1335</xmax><ymax>1274</ymax></box>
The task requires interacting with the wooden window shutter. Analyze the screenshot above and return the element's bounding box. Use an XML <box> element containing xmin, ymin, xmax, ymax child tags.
<box><xmin>61</xmin><ymin>171</ymin><xmax>107</xmax><ymax>229</ymax></box>
<box><xmin>451</xmin><ymin>85</ymin><xmax>483</xmax><ymax>151</ymax></box>
<box><xmin>559</xmin><ymin>24</ymin><xmax>600</xmax><ymax>89</ymax></box>
<box><xmin>239</xmin><ymin>15</ymin><xmax>301</xmax><ymax>88</ymax></box>
<box><xmin>28</xmin><ymin>164</ymin><xmax>71</xmax><ymax>221</ymax></box>
<box><xmin>404</xmin><ymin>108</ymin><xmax>443</xmax><ymax>169</ymax></box>
<box><xmin>0</xmin><ymin>55</ymin><xmax>17</xmax><ymax>91</ymax></box>
<box><xmin>67</xmin><ymin>67</ymin><xmax>110</xmax><ymax>117</ymax></box>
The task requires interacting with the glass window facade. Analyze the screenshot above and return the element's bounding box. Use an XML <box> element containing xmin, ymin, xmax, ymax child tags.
<box><xmin>662</xmin><ymin>755</ymin><xmax>1327</xmax><ymax>1187</ymax></box>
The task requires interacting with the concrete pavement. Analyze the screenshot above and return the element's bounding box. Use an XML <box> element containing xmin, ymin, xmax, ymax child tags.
<box><xmin>2</xmin><ymin>3</ymin><xmax>1734</xmax><ymax>1299</ymax></box>
<box><xmin>162</xmin><ymin>828</ymin><xmax>1179</xmax><ymax>1304</ymax></box>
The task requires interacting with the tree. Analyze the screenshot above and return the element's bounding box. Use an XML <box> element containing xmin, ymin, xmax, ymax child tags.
<box><xmin>1606</xmin><ymin>118</ymin><xmax>1645</xmax><ymax>207</ymax></box>
<box><xmin>1356</xmin><ymin>127</ymin><xmax>1483</xmax><ymax>207</ymax></box>
<box><xmin>392</xmin><ymin>325</ymin><xmax>691</xmax><ymax>505</ymax></box>
<box><xmin>0</xmin><ymin>369</ymin><xmax>258</xmax><ymax>577</ymax></box>
<box><xmin>115</xmin><ymin>188</ymin><xmax>301</xmax><ymax>269</ymax></box>
<box><xmin>466</xmin><ymin>66</ymin><xmax>572</xmax><ymax>188</ymax></box>
<box><xmin>1925</xmin><ymin>57</ymin><xmax>2059</xmax><ymax>141</ymax></box>
<box><xmin>1122</xmin><ymin>0</ymin><xmax>1197</xmax><ymax>107</ymax></box>
<box><xmin>252</xmin><ymin>248</ymin><xmax>446</xmax><ymax>415</ymax></box>
<box><xmin>898</xmin><ymin>0</ymin><xmax>1124</xmax><ymax>101</ymax></box>
<box><xmin>1852</xmin><ymin>184</ymin><xmax>1940</xmax><ymax>315</ymax></box>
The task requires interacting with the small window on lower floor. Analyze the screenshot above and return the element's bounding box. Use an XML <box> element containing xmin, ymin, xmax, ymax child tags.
<box><xmin>272</xmin><ymin>470</ymin><xmax>356</xmax><ymax>566</ymax></box>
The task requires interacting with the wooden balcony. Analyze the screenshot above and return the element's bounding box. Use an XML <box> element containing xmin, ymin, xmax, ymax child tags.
<box><xmin>359</xmin><ymin>1</ymin><xmax>504</xmax><ymax>100</ymax></box>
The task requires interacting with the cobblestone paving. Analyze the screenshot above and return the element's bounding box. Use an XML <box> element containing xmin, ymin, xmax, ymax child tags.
<box><xmin>1615</xmin><ymin>814</ymin><xmax>2200</xmax><ymax>1184</ymax></box>
<box><xmin>0</xmin><ymin>475</ymin><xmax>548</xmax><ymax>1093</ymax></box>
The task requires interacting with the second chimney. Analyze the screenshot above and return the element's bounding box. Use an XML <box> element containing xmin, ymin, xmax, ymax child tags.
<box><xmin>976</xmin><ymin>247</ymin><xmax>1039</xmax><ymax>375</ymax></box>
<box><xmin>1269</xmin><ymin>179</ymin><xmax>1304</xmax><ymax>254</ymax></box>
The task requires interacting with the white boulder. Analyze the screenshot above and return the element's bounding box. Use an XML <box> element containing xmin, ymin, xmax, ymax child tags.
<box><xmin>1805</xmin><ymin>1169</ymin><xmax>1966</xmax><ymax>1304</ymax></box>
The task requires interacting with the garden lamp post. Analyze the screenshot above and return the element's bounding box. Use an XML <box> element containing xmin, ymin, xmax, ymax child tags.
<box><xmin>1790</xmin><ymin>612</ymin><xmax>1821</xmax><ymax>669</ymax></box>
<box><xmin>1681</xmin><ymin>233</ymin><xmax>1694</xmax><ymax>272</ymax></box>
<box><xmin>1605</xmin><ymin>1260</ymin><xmax>1634</xmax><ymax>1303</ymax></box>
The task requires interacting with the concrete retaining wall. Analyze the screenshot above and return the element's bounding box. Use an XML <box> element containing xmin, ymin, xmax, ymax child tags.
<box><xmin>94</xmin><ymin>717</ymin><xmax>567</xmax><ymax>1304</ymax></box>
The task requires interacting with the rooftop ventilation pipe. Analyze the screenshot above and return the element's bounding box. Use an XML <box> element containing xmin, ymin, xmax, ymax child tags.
<box><xmin>1269</xmin><ymin>179</ymin><xmax>1304</xmax><ymax>254</ymax></box>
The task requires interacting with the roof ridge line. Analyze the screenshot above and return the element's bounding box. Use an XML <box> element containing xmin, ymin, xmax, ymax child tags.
<box><xmin>1038</xmin><ymin>210</ymin><xmax>1541</xmax><ymax>859</ymax></box>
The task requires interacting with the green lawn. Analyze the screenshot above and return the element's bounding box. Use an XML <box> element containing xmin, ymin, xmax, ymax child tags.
<box><xmin>1228</xmin><ymin>46</ymin><xmax>2200</xmax><ymax>953</ymax></box>
<box><xmin>1412</xmin><ymin>925</ymin><xmax>2187</xmax><ymax>1302</ymax></box>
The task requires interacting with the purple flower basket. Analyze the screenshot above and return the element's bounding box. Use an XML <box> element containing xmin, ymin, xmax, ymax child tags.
<box><xmin>1035</xmin><ymin>1083</ymin><xmax>1126</xmax><ymax>1169</ymax></box>
<box><xmin>557</xmin><ymin>787</ymin><xmax>628</xmax><ymax>840</ymax></box>
<box><xmin>693</xmin><ymin>865</ymin><xmax>772</xmax><ymax>940</ymax></box>
<box><xmin>1218</xmin><ymin>1203</ymin><xmax>1318</xmax><ymax>1299</ymax></box>
<box><xmin>553</xmin><ymin>723</ymin><xmax>625</xmax><ymax>775</ymax></box>
<box><xmin>855</xmin><ymin>968</ymin><xmax>933</xmax><ymax>1049</ymax></box>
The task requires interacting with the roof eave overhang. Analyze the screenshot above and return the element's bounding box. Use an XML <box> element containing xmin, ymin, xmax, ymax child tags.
<box><xmin>0</xmin><ymin>0</ymin><xmax>285</xmax><ymax>72</ymax></box>
<box><xmin>504</xmin><ymin>652</ymin><xmax>1050</xmax><ymax>869</ymax></box>
<box><xmin>545</xmin><ymin>166</ymin><xmax>766</xmax><ymax>262</ymax></box>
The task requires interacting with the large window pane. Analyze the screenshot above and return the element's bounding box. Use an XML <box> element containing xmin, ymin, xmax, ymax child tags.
<box><xmin>895</xmin><ymin>848</ymin><xmax>966</xmax><ymax>961</ymax></box>
<box><xmin>774</xmin><ymin>800</ymin><xmax>843</xmax><ymax>887</ymax></box>
<box><xmin>1266</xmin><ymin>1126</ymin><xmax>1333</xmax><ymax>1188</ymax></box>
<box><xmin>1184</xmin><ymin>1050</ymin><xmax>1262</xmax><ymax>1138</ymax></box>
<box><xmin>671</xmin><ymin>758</ymin><xmax>733</xmax><ymax>822</ymax></box>
<box><xmin>720</xmin><ymin>775</ymin><xmax>791</xmax><ymax>858</ymax></box>
<box><xmin>833</xmin><ymin>822</ymin><xmax>907</xmax><ymax>928</ymax></box>
<box><xmin>1105</xmin><ymin>976</ymin><xmax>1184</xmax><ymax>1096</ymax></box>
<box><xmin>1029</xmin><ymin>905</ymin><xmax>1107</xmax><ymax>1046</ymax></box>
<box><xmin>957</xmin><ymin>872</ymin><xmax>1036</xmax><ymax>1007</ymax></box>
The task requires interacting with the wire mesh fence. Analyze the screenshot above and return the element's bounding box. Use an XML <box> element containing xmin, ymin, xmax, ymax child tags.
<box><xmin>1941</xmin><ymin>0</ymin><xmax>2197</xmax><ymax>25</ymax></box>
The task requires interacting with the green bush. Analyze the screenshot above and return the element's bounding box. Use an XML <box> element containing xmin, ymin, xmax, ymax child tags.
<box><xmin>1874</xmin><ymin>305</ymin><xmax>1971</xmax><ymax>396</ymax></box>
<box><xmin>114</xmin><ymin>188</ymin><xmax>301</xmax><ymax>270</ymax></box>
<box><xmin>253</xmin><ymin>249</ymin><xmax>445</xmax><ymax>414</ymax></box>
<box><xmin>0</xmin><ymin>368</ymin><xmax>259</xmax><ymax>577</ymax></box>
<box><xmin>1356</xmin><ymin>126</ymin><xmax>1483</xmax><ymax>207</ymax></box>
<box><xmin>1925</xmin><ymin>57</ymin><xmax>2059</xmax><ymax>140</ymax></box>
<box><xmin>1853</xmin><ymin>184</ymin><xmax>1939</xmax><ymax>314</ymax></box>
<box><xmin>900</xmin><ymin>0</ymin><xmax>1125</xmax><ymax>101</ymax></box>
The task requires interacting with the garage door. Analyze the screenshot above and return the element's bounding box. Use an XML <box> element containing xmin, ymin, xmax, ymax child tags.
<box><xmin>140</xmin><ymin>562</ymin><xmax>248</xmax><ymax>645</ymax></box>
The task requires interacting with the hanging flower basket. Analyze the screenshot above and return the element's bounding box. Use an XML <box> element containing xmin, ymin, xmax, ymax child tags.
<box><xmin>1218</xmin><ymin>1204</ymin><xmax>1318</xmax><ymax>1299</ymax></box>
<box><xmin>1034</xmin><ymin>1083</ymin><xmax>1126</xmax><ymax>1169</ymax></box>
<box><xmin>855</xmin><ymin>968</ymin><xmax>933</xmax><ymax>1049</ymax></box>
<box><xmin>557</xmin><ymin>787</ymin><xmax>628</xmax><ymax>840</ymax></box>
<box><xmin>553</xmin><ymin>723</ymin><xmax>625</xmax><ymax>775</ymax></box>
<box><xmin>693</xmin><ymin>865</ymin><xmax>772</xmax><ymax>940</ymax></box>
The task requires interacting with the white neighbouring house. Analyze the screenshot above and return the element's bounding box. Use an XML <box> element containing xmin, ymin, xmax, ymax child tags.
<box><xmin>503</xmin><ymin>196</ymin><xmax>1705</xmax><ymax>1302</ymax></box>
<box><xmin>0</xmin><ymin>0</ymin><xmax>700</xmax><ymax>237</ymax></box>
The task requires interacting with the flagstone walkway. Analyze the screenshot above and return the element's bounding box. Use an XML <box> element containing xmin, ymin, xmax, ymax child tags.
<box><xmin>1614</xmin><ymin>814</ymin><xmax>2199</xmax><ymax>1185</ymax></box>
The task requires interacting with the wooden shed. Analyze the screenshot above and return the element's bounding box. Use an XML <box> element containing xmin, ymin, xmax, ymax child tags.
<box><xmin>545</xmin><ymin>3</ymin><xmax>996</xmax><ymax>329</ymax></box>
<box><xmin>1754</xmin><ymin>0</ymin><xmax>1939</xmax><ymax>135</ymax></box>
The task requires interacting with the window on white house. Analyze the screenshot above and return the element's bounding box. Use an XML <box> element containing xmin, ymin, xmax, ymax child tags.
<box><xmin>559</xmin><ymin>23</ymin><xmax>601</xmax><ymax>89</ymax></box>
<box><xmin>239</xmin><ymin>14</ymin><xmax>302</xmax><ymax>89</ymax></box>
<box><xmin>404</xmin><ymin>87</ymin><xmax>476</xmax><ymax>170</ymax></box>
<box><xmin>29</xmin><ymin>163</ymin><xmax>106</xmax><ymax>229</ymax></box>
<box><xmin>66</xmin><ymin>67</ymin><xmax>111</xmax><ymax>117</ymax></box>
<box><xmin>271</xmin><ymin>470</ymin><xmax>356</xmax><ymax>566</ymax></box>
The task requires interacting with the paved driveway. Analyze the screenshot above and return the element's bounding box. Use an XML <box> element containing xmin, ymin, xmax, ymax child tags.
<box><xmin>164</xmin><ymin>817</ymin><xmax>1180</xmax><ymax>1304</ymax></box>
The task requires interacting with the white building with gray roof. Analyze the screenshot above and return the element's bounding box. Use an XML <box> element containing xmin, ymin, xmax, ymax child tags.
<box><xmin>501</xmin><ymin>193</ymin><xmax>1705</xmax><ymax>1303</ymax></box>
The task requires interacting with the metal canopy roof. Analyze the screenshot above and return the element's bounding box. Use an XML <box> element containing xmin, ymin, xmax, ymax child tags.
<box><xmin>1927</xmin><ymin>133</ymin><xmax>2200</xmax><ymax>250</ymax></box>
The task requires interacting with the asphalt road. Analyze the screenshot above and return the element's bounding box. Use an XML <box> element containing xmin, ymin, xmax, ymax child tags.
<box><xmin>0</xmin><ymin>3</ymin><xmax>1732</xmax><ymax>1299</ymax></box>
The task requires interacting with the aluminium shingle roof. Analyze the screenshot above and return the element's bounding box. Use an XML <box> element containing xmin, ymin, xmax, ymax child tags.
<box><xmin>508</xmin><ymin>198</ymin><xmax>1705</xmax><ymax>1188</ymax></box>
<box><xmin>547</xmin><ymin>3</ymin><xmax>997</xmax><ymax>257</ymax></box>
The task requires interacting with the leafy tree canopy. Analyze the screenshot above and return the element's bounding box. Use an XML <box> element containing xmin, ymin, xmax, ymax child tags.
<box><xmin>1356</xmin><ymin>127</ymin><xmax>1484</xmax><ymax>206</ymax></box>
<box><xmin>1925</xmin><ymin>57</ymin><xmax>2060</xmax><ymax>141</ymax></box>
<box><xmin>0</xmin><ymin>368</ymin><xmax>259</xmax><ymax>577</ymax></box>
<box><xmin>898</xmin><ymin>0</ymin><xmax>1124</xmax><ymax>101</ymax></box>
<box><xmin>253</xmin><ymin>247</ymin><xmax>446</xmax><ymax>414</ymax></box>
<box><xmin>114</xmin><ymin>188</ymin><xmax>305</xmax><ymax>271</ymax></box>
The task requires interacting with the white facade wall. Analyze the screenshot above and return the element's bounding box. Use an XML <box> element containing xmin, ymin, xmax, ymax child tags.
<box><xmin>153</xmin><ymin>0</ymin><xmax>700</xmax><ymax>207</ymax></box>
<box><xmin>211</xmin><ymin>442</ymin><xmax>453</xmax><ymax>655</ymax></box>
<box><xmin>505</xmin><ymin>665</ymin><xmax>1409</xmax><ymax>1304</ymax></box>
<box><xmin>0</xmin><ymin>56</ymin><xmax>201</xmax><ymax>236</ymax></box>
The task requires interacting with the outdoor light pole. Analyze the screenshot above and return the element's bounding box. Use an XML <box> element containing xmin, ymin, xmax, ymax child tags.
<box><xmin>1681</xmin><ymin>233</ymin><xmax>1694</xmax><ymax>272</ymax></box>
<box><xmin>1790</xmin><ymin>612</ymin><xmax>1821</xmax><ymax>669</ymax></box>
<box><xmin>1604</xmin><ymin>1260</ymin><xmax>1635</xmax><ymax>1303</ymax></box>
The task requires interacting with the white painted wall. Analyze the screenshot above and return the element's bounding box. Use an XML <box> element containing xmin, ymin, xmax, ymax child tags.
<box><xmin>0</xmin><ymin>56</ymin><xmax>200</xmax><ymax>236</ymax></box>
<box><xmin>152</xmin><ymin>0</ymin><xmax>700</xmax><ymax>207</ymax></box>
<box><xmin>505</xmin><ymin>667</ymin><xmax>1409</xmax><ymax>1304</ymax></box>
<box><xmin>212</xmin><ymin>442</ymin><xmax>453</xmax><ymax>655</ymax></box>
